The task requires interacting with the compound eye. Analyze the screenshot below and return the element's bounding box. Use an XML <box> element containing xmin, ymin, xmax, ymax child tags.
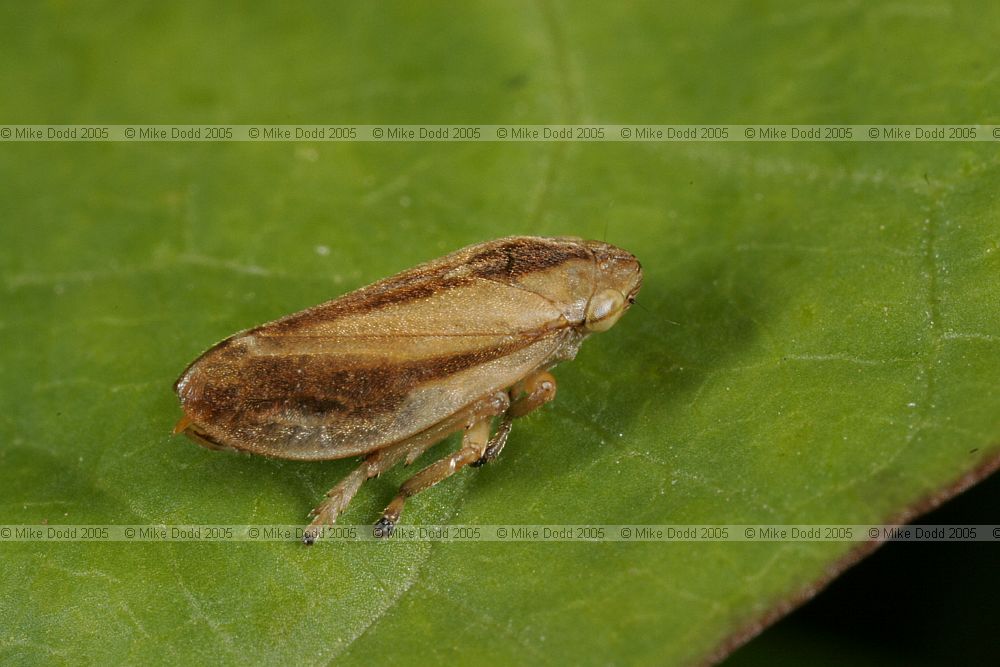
<box><xmin>585</xmin><ymin>289</ymin><xmax>626</xmax><ymax>332</ymax></box>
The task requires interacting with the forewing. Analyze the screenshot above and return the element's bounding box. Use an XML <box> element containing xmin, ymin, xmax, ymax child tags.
<box><xmin>175</xmin><ymin>259</ymin><xmax>571</xmax><ymax>460</ymax></box>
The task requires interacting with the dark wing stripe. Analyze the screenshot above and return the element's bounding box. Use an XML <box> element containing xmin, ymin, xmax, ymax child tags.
<box><xmin>254</xmin><ymin>238</ymin><xmax>590</xmax><ymax>336</ymax></box>
<box><xmin>184</xmin><ymin>329</ymin><xmax>551</xmax><ymax>424</ymax></box>
<box><xmin>467</xmin><ymin>238</ymin><xmax>592</xmax><ymax>282</ymax></box>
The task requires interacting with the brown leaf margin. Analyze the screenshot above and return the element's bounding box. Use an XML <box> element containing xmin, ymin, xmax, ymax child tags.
<box><xmin>703</xmin><ymin>446</ymin><xmax>1000</xmax><ymax>666</ymax></box>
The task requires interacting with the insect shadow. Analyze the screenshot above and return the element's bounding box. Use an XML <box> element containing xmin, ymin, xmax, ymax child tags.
<box><xmin>437</xmin><ymin>254</ymin><xmax>771</xmax><ymax>512</ymax></box>
<box><xmin>640</xmin><ymin>255</ymin><xmax>771</xmax><ymax>402</ymax></box>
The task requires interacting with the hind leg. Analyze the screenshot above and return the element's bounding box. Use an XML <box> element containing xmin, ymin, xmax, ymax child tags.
<box><xmin>303</xmin><ymin>390</ymin><xmax>511</xmax><ymax>544</ymax></box>
<box><xmin>374</xmin><ymin>417</ymin><xmax>492</xmax><ymax>537</ymax></box>
<box><xmin>303</xmin><ymin>434</ymin><xmax>443</xmax><ymax>545</ymax></box>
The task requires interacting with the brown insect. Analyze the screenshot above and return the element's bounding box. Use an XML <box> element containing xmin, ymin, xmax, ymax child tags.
<box><xmin>172</xmin><ymin>236</ymin><xmax>642</xmax><ymax>543</ymax></box>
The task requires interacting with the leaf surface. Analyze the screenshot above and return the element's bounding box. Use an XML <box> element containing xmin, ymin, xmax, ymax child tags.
<box><xmin>1</xmin><ymin>2</ymin><xmax>999</xmax><ymax>665</ymax></box>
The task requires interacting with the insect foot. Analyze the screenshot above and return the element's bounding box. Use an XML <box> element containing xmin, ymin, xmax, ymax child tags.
<box><xmin>470</xmin><ymin>415</ymin><xmax>513</xmax><ymax>467</ymax></box>
<box><xmin>373</xmin><ymin>517</ymin><xmax>396</xmax><ymax>539</ymax></box>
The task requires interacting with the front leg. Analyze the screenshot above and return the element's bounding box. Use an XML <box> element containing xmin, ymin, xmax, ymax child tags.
<box><xmin>472</xmin><ymin>370</ymin><xmax>557</xmax><ymax>467</ymax></box>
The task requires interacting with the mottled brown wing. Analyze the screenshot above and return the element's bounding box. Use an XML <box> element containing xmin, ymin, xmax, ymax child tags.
<box><xmin>174</xmin><ymin>237</ymin><xmax>594</xmax><ymax>460</ymax></box>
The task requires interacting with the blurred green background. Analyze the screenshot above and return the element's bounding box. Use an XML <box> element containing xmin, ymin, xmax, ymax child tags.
<box><xmin>1</xmin><ymin>2</ymin><xmax>998</xmax><ymax>665</ymax></box>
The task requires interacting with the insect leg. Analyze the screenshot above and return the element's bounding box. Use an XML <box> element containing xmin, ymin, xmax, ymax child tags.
<box><xmin>471</xmin><ymin>371</ymin><xmax>557</xmax><ymax>467</ymax></box>
<box><xmin>304</xmin><ymin>392</ymin><xmax>510</xmax><ymax>544</ymax></box>
<box><xmin>508</xmin><ymin>371</ymin><xmax>558</xmax><ymax>418</ymax></box>
<box><xmin>303</xmin><ymin>463</ymin><xmax>369</xmax><ymax>544</ymax></box>
<box><xmin>374</xmin><ymin>417</ymin><xmax>492</xmax><ymax>537</ymax></box>
<box><xmin>303</xmin><ymin>436</ymin><xmax>441</xmax><ymax>545</ymax></box>
<box><xmin>469</xmin><ymin>415</ymin><xmax>512</xmax><ymax>467</ymax></box>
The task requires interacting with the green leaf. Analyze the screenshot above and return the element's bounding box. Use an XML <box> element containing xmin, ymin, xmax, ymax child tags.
<box><xmin>2</xmin><ymin>2</ymin><xmax>998</xmax><ymax>665</ymax></box>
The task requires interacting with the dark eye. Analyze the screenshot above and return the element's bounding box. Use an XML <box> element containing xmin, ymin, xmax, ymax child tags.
<box><xmin>627</xmin><ymin>296</ymin><xmax>636</xmax><ymax>304</ymax></box>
